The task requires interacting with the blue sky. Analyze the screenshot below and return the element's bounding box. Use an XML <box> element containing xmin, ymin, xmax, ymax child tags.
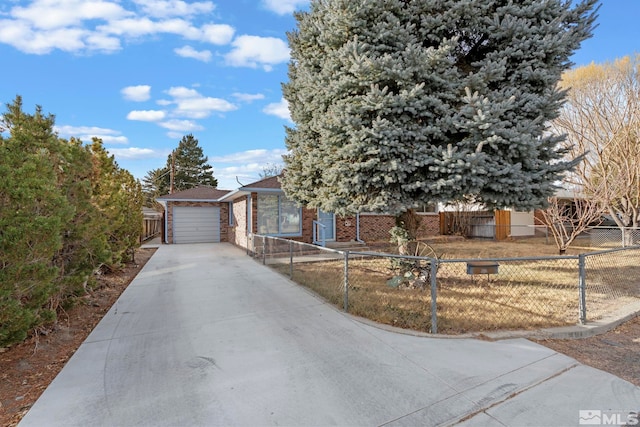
<box><xmin>1</xmin><ymin>0</ymin><xmax>638</xmax><ymax>190</ymax></box>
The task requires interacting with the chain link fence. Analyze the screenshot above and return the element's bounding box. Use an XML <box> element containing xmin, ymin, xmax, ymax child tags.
<box><xmin>582</xmin><ymin>246</ymin><xmax>640</xmax><ymax>321</ymax></box>
<box><xmin>248</xmin><ymin>235</ymin><xmax>640</xmax><ymax>335</ymax></box>
<box><xmin>442</xmin><ymin>224</ymin><xmax>639</xmax><ymax>251</ymax></box>
<box><xmin>249</xmin><ymin>234</ymin><xmax>345</xmax><ymax>308</ymax></box>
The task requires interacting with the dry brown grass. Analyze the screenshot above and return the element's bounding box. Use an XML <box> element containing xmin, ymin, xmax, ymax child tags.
<box><xmin>268</xmin><ymin>240</ymin><xmax>640</xmax><ymax>334</ymax></box>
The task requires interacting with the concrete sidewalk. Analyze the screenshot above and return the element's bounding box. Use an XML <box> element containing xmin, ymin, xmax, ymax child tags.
<box><xmin>20</xmin><ymin>244</ymin><xmax>640</xmax><ymax>427</ymax></box>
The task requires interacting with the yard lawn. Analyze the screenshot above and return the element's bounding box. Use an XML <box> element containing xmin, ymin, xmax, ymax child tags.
<box><xmin>268</xmin><ymin>238</ymin><xmax>640</xmax><ymax>334</ymax></box>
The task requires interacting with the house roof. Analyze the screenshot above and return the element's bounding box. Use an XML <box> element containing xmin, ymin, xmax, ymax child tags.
<box><xmin>157</xmin><ymin>186</ymin><xmax>232</xmax><ymax>201</ymax></box>
<box><xmin>217</xmin><ymin>175</ymin><xmax>284</xmax><ymax>202</ymax></box>
<box><xmin>241</xmin><ymin>175</ymin><xmax>282</xmax><ymax>190</ymax></box>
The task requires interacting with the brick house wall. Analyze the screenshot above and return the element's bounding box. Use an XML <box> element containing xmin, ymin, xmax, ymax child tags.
<box><xmin>299</xmin><ymin>207</ymin><xmax>316</xmax><ymax>244</ymax></box>
<box><xmin>166</xmin><ymin>201</ymin><xmax>229</xmax><ymax>243</ymax></box>
<box><xmin>335</xmin><ymin>216</ymin><xmax>357</xmax><ymax>242</ymax></box>
<box><xmin>417</xmin><ymin>214</ymin><xmax>440</xmax><ymax>237</ymax></box>
<box><xmin>358</xmin><ymin>213</ymin><xmax>440</xmax><ymax>242</ymax></box>
<box><xmin>230</xmin><ymin>198</ymin><xmax>247</xmax><ymax>248</ymax></box>
<box><xmin>359</xmin><ymin>214</ymin><xmax>396</xmax><ymax>242</ymax></box>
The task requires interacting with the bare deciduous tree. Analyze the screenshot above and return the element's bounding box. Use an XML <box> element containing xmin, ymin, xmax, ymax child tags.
<box><xmin>553</xmin><ymin>56</ymin><xmax>640</xmax><ymax>245</ymax></box>
<box><xmin>540</xmin><ymin>193</ymin><xmax>605</xmax><ymax>254</ymax></box>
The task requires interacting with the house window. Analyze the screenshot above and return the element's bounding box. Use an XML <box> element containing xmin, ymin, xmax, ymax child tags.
<box><xmin>416</xmin><ymin>203</ymin><xmax>437</xmax><ymax>214</ymax></box>
<box><xmin>257</xmin><ymin>193</ymin><xmax>301</xmax><ymax>235</ymax></box>
<box><xmin>229</xmin><ymin>202</ymin><xmax>234</xmax><ymax>226</ymax></box>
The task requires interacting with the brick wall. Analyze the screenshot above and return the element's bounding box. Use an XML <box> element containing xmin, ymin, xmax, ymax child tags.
<box><xmin>416</xmin><ymin>214</ymin><xmax>440</xmax><ymax>238</ymax></box>
<box><xmin>335</xmin><ymin>216</ymin><xmax>357</xmax><ymax>242</ymax></box>
<box><xmin>230</xmin><ymin>198</ymin><xmax>247</xmax><ymax>248</ymax></box>
<box><xmin>300</xmin><ymin>207</ymin><xmax>315</xmax><ymax>244</ymax></box>
<box><xmin>359</xmin><ymin>214</ymin><xmax>396</xmax><ymax>242</ymax></box>
<box><xmin>359</xmin><ymin>213</ymin><xmax>440</xmax><ymax>243</ymax></box>
<box><xmin>166</xmin><ymin>201</ymin><xmax>229</xmax><ymax>243</ymax></box>
<box><xmin>250</xmin><ymin>193</ymin><xmax>258</xmax><ymax>235</ymax></box>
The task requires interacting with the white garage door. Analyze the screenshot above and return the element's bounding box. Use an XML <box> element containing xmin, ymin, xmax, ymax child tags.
<box><xmin>173</xmin><ymin>206</ymin><xmax>220</xmax><ymax>243</ymax></box>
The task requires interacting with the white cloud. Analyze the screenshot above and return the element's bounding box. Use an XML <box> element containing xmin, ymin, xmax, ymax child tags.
<box><xmin>201</xmin><ymin>24</ymin><xmax>234</xmax><ymax>45</ymax></box>
<box><xmin>0</xmin><ymin>0</ymin><xmax>234</xmax><ymax>55</ymax></box>
<box><xmin>107</xmin><ymin>147</ymin><xmax>163</xmax><ymax>160</ymax></box>
<box><xmin>0</xmin><ymin>21</ymin><xmax>93</xmax><ymax>54</ymax></box>
<box><xmin>262</xmin><ymin>0</ymin><xmax>309</xmax><ymax>15</ymax></box>
<box><xmin>211</xmin><ymin>149</ymin><xmax>288</xmax><ymax>190</ymax></box>
<box><xmin>86</xmin><ymin>32</ymin><xmax>121</xmax><ymax>51</ymax></box>
<box><xmin>263</xmin><ymin>98</ymin><xmax>291</xmax><ymax>121</ymax></box>
<box><xmin>127</xmin><ymin>110</ymin><xmax>166</xmax><ymax>121</ymax></box>
<box><xmin>211</xmin><ymin>148</ymin><xmax>287</xmax><ymax>164</ymax></box>
<box><xmin>153</xmin><ymin>18</ymin><xmax>201</xmax><ymax>39</ymax></box>
<box><xmin>132</xmin><ymin>0</ymin><xmax>215</xmax><ymax>19</ymax></box>
<box><xmin>98</xmin><ymin>135</ymin><xmax>130</xmax><ymax>144</ymax></box>
<box><xmin>158</xmin><ymin>119</ymin><xmax>204</xmax><ymax>132</ymax></box>
<box><xmin>174</xmin><ymin>45</ymin><xmax>212</xmax><ymax>62</ymax></box>
<box><xmin>11</xmin><ymin>0</ymin><xmax>131</xmax><ymax>30</ymax></box>
<box><xmin>164</xmin><ymin>86</ymin><xmax>237</xmax><ymax>119</ymax></box>
<box><xmin>175</xmin><ymin>97</ymin><xmax>237</xmax><ymax>118</ymax></box>
<box><xmin>232</xmin><ymin>92</ymin><xmax>265</xmax><ymax>103</ymax></box>
<box><xmin>122</xmin><ymin>85</ymin><xmax>152</xmax><ymax>102</ymax></box>
<box><xmin>225</xmin><ymin>35</ymin><xmax>290</xmax><ymax>71</ymax></box>
<box><xmin>166</xmin><ymin>86</ymin><xmax>200</xmax><ymax>99</ymax></box>
<box><xmin>167</xmin><ymin>131</ymin><xmax>184</xmax><ymax>139</ymax></box>
<box><xmin>55</xmin><ymin>124</ymin><xmax>129</xmax><ymax>144</ymax></box>
<box><xmin>97</xmin><ymin>17</ymin><xmax>157</xmax><ymax>37</ymax></box>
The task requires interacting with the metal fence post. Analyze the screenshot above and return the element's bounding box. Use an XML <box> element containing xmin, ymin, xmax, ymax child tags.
<box><xmin>289</xmin><ymin>240</ymin><xmax>293</xmax><ymax>279</ymax></box>
<box><xmin>343</xmin><ymin>251</ymin><xmax>349</xmax><ymax>312</ymax></box>
<box><xmin>430</xmin><ymin>258</ymin><xmax>438</xmax><ymax>334</ymax></box>
<box><xmin>262</xmin><ymin>237</ymin><xmax>266</xmax><ymax>265</ymax></box>
<box><xmin>578</xmin><ymin>254</ymin><xmax>587</xmax><ymax>324</ymax></box>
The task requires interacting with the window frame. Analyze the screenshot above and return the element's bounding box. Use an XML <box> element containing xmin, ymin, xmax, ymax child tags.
<box><xmin>415</xmin><ymin>202</ymin><xmax>438</xmax><ymax>215</ymax></box>
<box><xmin>257</xmin><ymin>192</ymin><xmax>302</xmax><ymax>236</ymax></box>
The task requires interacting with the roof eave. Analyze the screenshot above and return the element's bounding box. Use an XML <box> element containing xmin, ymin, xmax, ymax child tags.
<box><xmin>218</xmin><ymin>189</ymin><xmax>249</xmax><ymax>202</ymax></box>
<box><xmin>156</xmin><ymin>197</ymin><xmax>224</xmax><ymax>202</ymax></box>
<box><xmin>238</xmin><ymin>187</ymin><xmax>283</xmax><ymax>193</ymax></box>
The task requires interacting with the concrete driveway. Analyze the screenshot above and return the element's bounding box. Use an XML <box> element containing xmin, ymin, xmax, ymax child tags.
<box><xmin>20</xmin><ymin>244</ymin><xmax>640</xmax><ymax>427</ymax></box>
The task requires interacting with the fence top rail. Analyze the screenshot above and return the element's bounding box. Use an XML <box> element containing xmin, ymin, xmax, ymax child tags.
<box><xmin>252</xmin><ymin>234</ymin><xmax>345</xmax><ymax>255</ymax></box>
<box><xmin>348</xmin><ymin>250</ymin><xmax>579</xmax><ymax>263</ymax></box>
<box><xmin>583</xmin><ymin>245</ymin><xmax>640</xmax><ymax>257</ymax></box>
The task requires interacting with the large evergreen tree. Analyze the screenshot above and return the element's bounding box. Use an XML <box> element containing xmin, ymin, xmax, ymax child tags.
<box><xmin>282</xmin><ymin>0</ymin><xmax>598</xmax><ymax>215</ymax></box>
<box><xmin>156</xmin><ymin>134</ymin><xmax>217</xmax><ymax>194</ymax></box>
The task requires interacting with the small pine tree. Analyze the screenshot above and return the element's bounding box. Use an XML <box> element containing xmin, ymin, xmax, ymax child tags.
<box><xmin>142</xmin><ymin>167</ymin><xmax>166</xmax><ymax>208</ymax></box>
<box><xmin>157</xmin><ymin>134</ymin><xmax>218</xmax><ymax>194</ymax></box>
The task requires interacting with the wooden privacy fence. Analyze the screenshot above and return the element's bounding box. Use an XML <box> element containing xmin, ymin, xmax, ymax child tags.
<box><xmin>141</xmin><ymin>213</ymin><xmax>163</xmax><ymax>242</ymax></box>
<box><xmin>439</xmin><ymin>210</ymin><xmax>511</xmax><ymax>240</ymax></box>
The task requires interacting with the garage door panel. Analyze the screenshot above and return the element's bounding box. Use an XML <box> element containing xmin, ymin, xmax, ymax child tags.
<box><xmin>173</xmin><ymin>206</ymin><xmax>220</xmax><ymax>243</ymax></box>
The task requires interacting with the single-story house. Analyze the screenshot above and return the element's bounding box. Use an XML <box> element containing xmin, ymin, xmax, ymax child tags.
<box><xmin>157</xmin><ymin>187</ymin><xmax>232</xmax><ymax>244</ymax></box>
<box><xmin>157</xmin><ymin>175</ymin><xmax>440</xmax><ymax>247</ymax></box>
